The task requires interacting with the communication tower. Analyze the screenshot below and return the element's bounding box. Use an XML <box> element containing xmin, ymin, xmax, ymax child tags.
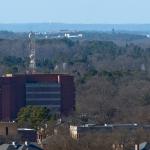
<box><xmin>28</xmin><ymin>32</ymin><xmax>36</xmax><ymax>74</ymax></box>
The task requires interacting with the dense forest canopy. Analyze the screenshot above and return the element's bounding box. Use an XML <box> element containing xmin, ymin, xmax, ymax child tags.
<box><xmin>1</xmin><ymin>32</ymin><xmax>150</xmax><ymax>124</ymax></box>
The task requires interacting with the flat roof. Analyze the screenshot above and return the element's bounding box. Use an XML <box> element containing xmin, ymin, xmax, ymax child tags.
<box><xmin>0</xmin><ymin>121</ymin><xmax>16</xmax><ymax>124</ymax></box>
<box><xmin>17</xmin><ymin>128</ymin><xmax>36</xmax><ymax>131</ymax></box>
<box><xmin>1</xmin><ymin>73</ymin><xmax>73</xmax><ymax>78</ymax></box>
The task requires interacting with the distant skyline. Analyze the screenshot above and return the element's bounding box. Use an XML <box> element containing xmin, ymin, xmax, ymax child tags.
<box><xmin>0</xmin><ymin>0</ymin><xmax>150</xmax><ymax>24</ymax></box>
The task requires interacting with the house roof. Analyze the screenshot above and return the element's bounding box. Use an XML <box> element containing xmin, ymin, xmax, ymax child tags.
<box><xmin>0</xmin><ymin>143</ymin><xmax>43</xmax><ymax>150</ymax></box>
<box><xmin>0</xmin><ymin>144</ymin><xmax>17</xmax><ymax>150</ymax></box>
<box><xmin>140</xmin><ymin>142</ymin><xmax>150</xmax><ymax>150</ymax></box>
<box><xmin>18</xmin><ymin>143</ymin><xmax>43</xmax><ymax>150</ymax></box>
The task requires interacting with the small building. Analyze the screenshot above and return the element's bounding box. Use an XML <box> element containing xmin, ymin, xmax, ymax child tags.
<box><xmin>18</xmin><ymin>128</ymin><xmax>37</xmax><ymax>142</ymax></box>
<box><xmin>70</xmin><ymin>124</ymin><xmax>112</xmax><ymax>139</ymax></box>
<box><xmin>112</xmin><ymin>144</ymin><xmax>124</xmax><ymax>150</ymax></box>
<box><xmin>0</xmin><ymin>122</ymin><xmax>37</xmax><ymax>143</ymax></box>
<box><xmin>0</xmin><ymin>122</ymin><xmax>17</xmax><ymax>137</ymax></box>
<box><xmin>37</xmin><ymin>128</ymin><xmax>47</xmax><ymax>145</ymax></box>
<box><xmin>70</xmin><ymin>123</ymin><xmax>143</xmax><ymax>139</ymax></box>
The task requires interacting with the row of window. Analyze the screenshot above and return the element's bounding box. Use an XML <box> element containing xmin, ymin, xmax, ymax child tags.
<box><xmin>27</xmin><ymin>91</ymin><xmax>60</xmax><ymax>94</ymax></box>
<box><xmin>26</xmin><ymin>83</ymin><xmax>61</xmax><ymax>88</ymax></box>
<box><xmin>26</xmin><ymin>87</ymin><xmax>61</xmax><ymax>92</ymax></box>
<box><xmin>26</xmin><ymin>100</ymin><xmax>61</xmax><ymax>105</ymax></box>
<box><xmin>26</xmin><ymin>93</ymin><xmax>61</xmax><ymax>98</ymax></box>
<box><xmin>26</xmin><ymin>98</ymin><xmax>61</xmax><ymax>101</ymax></box>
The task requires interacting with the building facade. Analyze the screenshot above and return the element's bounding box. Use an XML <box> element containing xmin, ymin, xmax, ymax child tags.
<box><xmin>0</xmin><ymin>74</ymin><xmax>75</xmax><ymax>121</ymax></box>
<box><xmin>0</xmin><ymin>122</ymin><xmax>18</xmax><ymax>137</ymax></box>
<box><xmin>69</xmin><ymin>124</ymin><xmax>150</xmax><ymax>139</ymax></box>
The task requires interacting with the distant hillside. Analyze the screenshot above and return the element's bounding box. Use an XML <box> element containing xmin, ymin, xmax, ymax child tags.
<box><xmin>1</xmin><ymin>23</ymin><xmax>150</xmax><ymax>32</ymax></box>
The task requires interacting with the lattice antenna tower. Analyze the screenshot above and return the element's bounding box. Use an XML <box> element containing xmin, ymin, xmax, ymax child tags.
<box><xmin>28</xmin><ymin>32</ymin><xmax>36</xmax><ymax>74</ymax></box>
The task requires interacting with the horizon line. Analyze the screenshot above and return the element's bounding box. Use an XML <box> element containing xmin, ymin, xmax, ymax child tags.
<box><xmin>0</xmin><ymin>22</ymin><xmax>150</xmax><ymax>25</ymax></box>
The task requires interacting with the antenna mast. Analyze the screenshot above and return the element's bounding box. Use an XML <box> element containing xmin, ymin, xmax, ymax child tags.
<box><xmin>28</xmin><ymin>32</ymin><xmax>36</xmax><ymax>74</ymax></box>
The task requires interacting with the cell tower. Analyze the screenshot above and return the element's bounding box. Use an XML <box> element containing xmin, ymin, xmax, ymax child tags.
<box><xmin>28</xmin><ymin>32</ymin><xmax>36</xmax><ymax>74</ymax></box>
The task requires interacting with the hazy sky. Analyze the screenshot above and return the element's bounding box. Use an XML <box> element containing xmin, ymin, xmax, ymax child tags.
<box><xmin>0</xmin><ymin>0</ymin><xmax>149</xmax><ymax>24</ymax></box>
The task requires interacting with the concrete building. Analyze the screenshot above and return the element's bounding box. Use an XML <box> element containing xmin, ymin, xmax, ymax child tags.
<box><xmin>0</xmin><ymin>122</ymin><xmax>37</xmax><ymax>143</ymax></box>
<box><xmin>69</xmin><ymin>124</ymin><xmax>150</xmax><ymax>139</ymax></box>
<box><xmin>0</xmin><ymin>122</ymin><xmax>17</xmax><ymax>137</ymax></box>
<box><xmin>0</xmin><ymin>74</ymin><xmax>75</xmax><ymax>121</ymax></box>
<box><xmin>70</xmin><ymin>124</ymin><xmax>112</xmax><ymax>139</ymax></box>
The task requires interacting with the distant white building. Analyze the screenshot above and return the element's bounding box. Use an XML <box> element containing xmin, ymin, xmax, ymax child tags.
<box><xmin>64</xmin><ymin>33</ymin><xmax>83</xmax><ymax>38</ymax></box>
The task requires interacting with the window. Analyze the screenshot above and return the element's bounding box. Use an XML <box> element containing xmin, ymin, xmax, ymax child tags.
<box><xmin>6</xmin><ymin>127</ymin><xmax>8</xmax><ymax>136</ymax></box>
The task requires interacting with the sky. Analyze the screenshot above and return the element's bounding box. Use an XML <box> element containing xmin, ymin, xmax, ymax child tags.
<box><xmin>0</xmin><ymin>0</ymin><xmax>149</xmax><ymax>24</ymax></box>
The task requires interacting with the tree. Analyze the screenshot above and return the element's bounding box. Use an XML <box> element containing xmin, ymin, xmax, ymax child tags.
<box><xmin>17</xmin><ymin>106</ymin><xmax>50</xmax><ymax>129</ymax></box>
